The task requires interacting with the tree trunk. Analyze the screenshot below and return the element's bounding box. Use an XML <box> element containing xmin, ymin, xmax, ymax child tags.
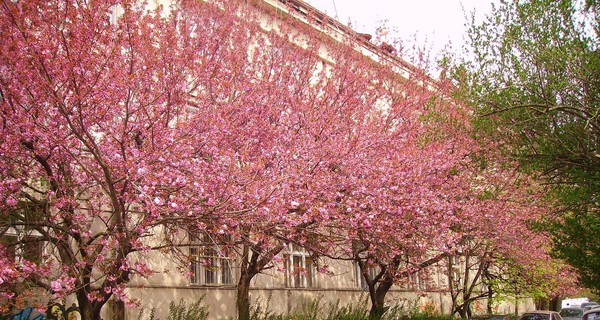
<box><xmin>237</xmin><ymin>270</ymin><xmax>253</xmax><ymax>320</ymax></box>
<box><xmin>76</xmin><ymin>297</ymin><xmax>99</xmax><ymax>320</ymax></box>
<box><xmin>550</xmin><ymin>296</ymin><xmax>560</xmax><ymax>312</ymax></box>
<box><xmin>76</xmin><ymin>288</ymin><xmax>106</xmax><ymax>320</ymax></box>
<box><xmin>536</xmin><ymin>297</ymin><xmax>549</xmax><ymax>310</ymax></box>
<box><xmin>368</xmin><ymin>290</ymin><xmax>389</xmax><ymax>320</ymax></box>
<box><xmin>237</xmin><ymin>244</ymin><xmax>256</xmax><ymax>320</ymax></box>
<box><xmin>236</xmin><ymin>241</ymin><xmax>284</xmax><ymax>320</ymax></box>
<box><xmin>457</xmin><ymin>306</ymin><xmax>468</xmax><ymax>319</ymax></box>
<box><xmin>487</xmin><ymin>289</ymin><xmax>493</xmax><ymax>314</ymax></box>
<box><xmin>368</xmin><ymin>273</ymin><xmax>393</xmax><ymax>320</ymax></box>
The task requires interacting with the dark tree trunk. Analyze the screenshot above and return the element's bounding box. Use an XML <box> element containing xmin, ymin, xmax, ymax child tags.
<box><xmin>487</xmin><ymin>289</ymin><xmax>494</xmax><ymax>314</ymax></box>
<box><xmin>368</xmin><ymin>276</ymin><xmax>393</xmax><ymax>320</ymax></box>
<box><xmin>236</xmin><ymin>241</ymin><xmax>284</xmax><ymax>320</ymax></box>
<box><xmin>536</xmin><ymin>297</ymin><xmax>549</xmax><ymax>310</ymax></box>
<box><xmin>237</xmin><ymin>244</ymin><xmax>257</xmax><ymax>320</ymax></box>
<box><xmin>362</xmin><ymin>253</ymin><xmax>449</xmax><ymax>320</ymax></box>
<box><xmin>76</xmin><ymin>292</ymin><xmax>104</xmax><ymax>320</ymax></box>
<box><xmin>365</xmin><ymin>259</ymin><xmax>395</xmax><ymax>320</ymax></box>
<box><xmin>456</xmin><ymin>306</ymin><xmax>468</xmax><ymax>319</ymax></box>
<box><xmin>550</xmin><ymin>297</ymin><xmax>561</xmax><ymax>312</ymax></box>
<box><xmin>237</xmin><ymin>269</ymin><xmax>253</xmax><ymax>320</ymax></box>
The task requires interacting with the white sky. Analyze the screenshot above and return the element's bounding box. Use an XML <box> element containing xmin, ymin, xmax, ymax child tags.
<box><xmin>305</xmin><ymin>0</ymin><xmax>498</xmax><ymax>57</ymax></box>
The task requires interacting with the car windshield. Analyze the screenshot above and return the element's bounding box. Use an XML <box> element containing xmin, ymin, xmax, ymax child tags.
<box><xmin>521</xmin><ymin>314</ymin><xmax>550</xmax><ymax>320</ymax></box>
<box><xmin>562</xmin><ymin>310</ymin><xmax>584</xmax><ymax>317</ymax></box>
<box><xmin>584</xmin><ymin>311</ymin><xmax>600</xmax><ymax>320</ymax></box>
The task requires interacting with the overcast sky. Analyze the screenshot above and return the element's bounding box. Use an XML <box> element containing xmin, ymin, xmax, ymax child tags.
<box><xmin>305</xmin><ymin>0</ymin><xmax>498</xmax><ymax>56</ymax></box>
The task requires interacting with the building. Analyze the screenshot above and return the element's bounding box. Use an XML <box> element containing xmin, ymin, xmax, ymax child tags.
<box><xmin>0</xmin><ymin>0</ymin><xmax>534</xmax><ymax>319</ymax></box>
<box><xmin>117</xmin><ymin>1</ymin><xmax>531</xmax><ymax>319</ymax></box>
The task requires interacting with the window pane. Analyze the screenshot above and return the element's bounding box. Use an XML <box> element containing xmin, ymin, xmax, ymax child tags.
<box><xmin>306</xmin><ymin>259</ymin><xmax>314</xmax><ymax>288</ymax></box>
<box><xmin>221</xmin><ymin>259</ymin><xmax>232</xmax><ymax>284</ymax></box>
<box><xmin>22</xmin><ymin>236</ymin><xmax>42</xmax><ymax>263</ymax></box>
<box><xmin>191</xmin><ymin>264</ymin><xmax>197</xmax><ymax>284</ymax></box>
<box><xmin>1</xmin><ymin>236</ymin><xmax>17</xmax><ymax>260</ymax></box>
<box><xmin>293</xmin><ymin>255</ymin><xmax>302</xmax><ymax>287</ymax></box>
<box><xmin>205</xmin><ymin>257</ymin><xmax>215</xmax><ymax>284</ymax></box>
<box><xmin>190</xmin><ymin>248</ymin><xmax>198</xmax><ymax>284</ymax></box>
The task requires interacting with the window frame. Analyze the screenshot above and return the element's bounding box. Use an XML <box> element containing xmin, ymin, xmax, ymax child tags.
<box><xmin>283</xmin><ymin>243</ymin><xmax>317</xmax><ymax>288</ymax></box>
<box><xmin>1</xmin><ymin>229</ymin><xmax>45</xmax><ymax>264</ymax></box>
<box><xmin>189</xmin><ymin>234</ymin><xmax>236</xmax><ymax>287</ymax></box>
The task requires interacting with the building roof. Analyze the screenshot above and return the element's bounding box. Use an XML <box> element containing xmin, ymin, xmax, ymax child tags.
<box><xmin>253</xmin><ymin>0</ymin><xmax>422</xmax><ymax>80</ymax></box>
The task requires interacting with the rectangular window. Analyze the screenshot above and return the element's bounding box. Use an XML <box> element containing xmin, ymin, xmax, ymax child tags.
<box><xmin>448</xmin><ymin>255</ymin><xmax>462</xmax><ymax>288</ymax></box>
<box><xmin>1</xmin><ymin>234</ymin><xmax>43</xmax><ymax>263</ymax></box>
<box><xmin>407</xmin><ymin>269</ymin><xmax>428</xmax><ymax>290</ymax></box>
<box><xmin>189</xmin><ymin>234</ymin><xmax>235</xmax><ymax>286</ymax></box>
<box><xmin>284</xmin><ymin>244</ymin><xmax>316</xmax><ymax>288</ymax></box>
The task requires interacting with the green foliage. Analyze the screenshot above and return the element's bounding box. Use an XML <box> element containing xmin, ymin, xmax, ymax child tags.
<box><xmin>395</xmin><ymin>312</ymin><xmax>454</xmax><ymax>320</ymax></box>
<box><xmin>135</xmin><ymin>298</ymin><xmax>208</xmax><ymax>320</ymax></box>
<box><xmin>455</xmin><ymin>0</ymin><xmax>600</xmax><ymax>292</ymax></box>
<box><xmin>247</xmin><ymin>296</ymin><xmax>455</xmax><ymax>320</ymax></box>
<box><xmin>249</xmin><ymin>295</ymin><xmax>285</xmax><ymax>320</ymax></box>
<box><xmin>549</xmin><ymin>208</ymin><xmax>600</xmax><ymax>288</ymax></box>
<box><xmin>288</xmin><ymin>299</ymin><xmax>321</xmax><ymax>320</ymax></box>
<box><xmin>325</xmin><ymin>298</ymin><xmax>369</xmax><ymax>320</ymax></box>
<box><xmin>136</xmin><ymin>306</ymin><xmax>156</xmax><ymax>320</ymax></box>
<box><xmin>166</xmin><ymin>297</ymin><xmax>209</xmax><ymax>320</ymax></box>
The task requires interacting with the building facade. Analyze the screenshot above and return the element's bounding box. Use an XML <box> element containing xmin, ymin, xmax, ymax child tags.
<box><xmin>0</xmin><ymin>0</ymin><xmax>535</xmax><ymax>319</ymax></box>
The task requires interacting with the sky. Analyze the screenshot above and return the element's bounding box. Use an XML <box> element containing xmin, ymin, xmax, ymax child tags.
<box><xmin>304</xmin><ymin>0</ymin><xmax>498</xmax><ymax>57</ymax></box>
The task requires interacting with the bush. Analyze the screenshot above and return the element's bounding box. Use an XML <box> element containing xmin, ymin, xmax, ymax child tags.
<box><xmin>166</xmin><ymin>297</ymin><xmax>209</xmax><ymax>320</ymax></box>
<box><xmin>136</xmin><ymin>297</ymin><xmax>209</xmax><ymax>320</ymax></box>
<box><xmin>247</xmin><ymin>295</ymin><xmax>457</xmax><ymax>320</ymax></box>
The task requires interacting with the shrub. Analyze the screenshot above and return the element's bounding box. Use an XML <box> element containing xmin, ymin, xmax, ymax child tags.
<box><xmin>166</xmin><ymin>297</ymin><xmax>210</xmax><ymax>320</ymax></box>
<box><xmin>136</xmin><ymin>297</ymin><xmax>209</xmax><ymax>320</ymax></box>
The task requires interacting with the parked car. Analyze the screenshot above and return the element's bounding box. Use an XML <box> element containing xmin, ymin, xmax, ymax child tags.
<box><xmin>560</xmin><ymin>307</ymin><xmax>585</xmax><ymax>320</ymax></box>
<box><xmin>582</xmin><ymin>308</ymin><xmax>600</xmax><ymax>320</ymax></box>
<box><xmin>581</xmin><ymin>308</ymin><xmax>600</xmax><ymax>320</ymax></box>
<box><xmin>519</xmin><ymin>311</ymin><xmax>564</xmax><ymax>320</ymax></box>
<box><xmin>582</xmin><ymin>302</ymin><xmax>600</xmax><ymax>312</ymax></box>
<box><xmin>473</xmin><ymin>315</ymin><xmax>516</xmax><ymax>320</ymax></box>
<box><xmin>488</xmin><ymin>315</ymin><xmax>516</xmax><ymax>320</ymax></box>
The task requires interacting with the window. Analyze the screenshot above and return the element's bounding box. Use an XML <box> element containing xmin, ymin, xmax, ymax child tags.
<box><xmin>520</xmin><ymin>314</ymin><xmax>550</xmax><ymax>320</ymax></box>
<box><xmin>407</xmin><ymin>269</ymin><xmax>427</xmax><ymax>290</ymax></box>
<box><xmin>583</xmin><ymin>311</ymin><xmax>600</xmax><ymax>320</ymax></box>
<box><xmin>189</xmin><ymin>234</ymin><xmax>236</xmax><ymax>286</ymax></box>
<box><xmin>1</xmin><ymin>234</ymin><xmax>44</xmax><ymax>263</ymax></box>
<box><xmin>396</xmin><ymin>267</ymin><xmax>428</xmax><ymax>290</ymax></box>
<box><xmin>448</xmin><ymin>255</ymin><xmax>462</xmax><ymax>288</ymax></box>
<box><xmin>284</xmin><ymin>244</ymin><xmax>316</xmax><ymax>288</ymax></box>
